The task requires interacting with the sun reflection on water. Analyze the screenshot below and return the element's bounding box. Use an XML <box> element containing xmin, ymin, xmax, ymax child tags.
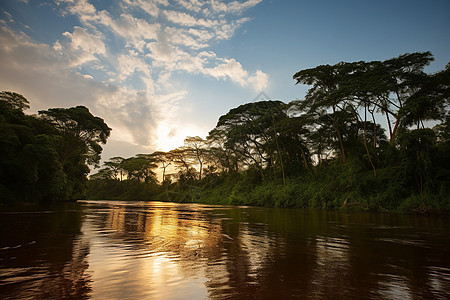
<box><xmin>3</xmin><ymin>201</ymin><xmax>448</xmax><ymax>299</ymax></box>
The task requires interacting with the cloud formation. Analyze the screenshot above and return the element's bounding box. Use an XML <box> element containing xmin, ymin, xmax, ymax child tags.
<box><xmin>1</xmin><ymin>0</ymin><xmax>267</xmax><ymax>153</ymax></box>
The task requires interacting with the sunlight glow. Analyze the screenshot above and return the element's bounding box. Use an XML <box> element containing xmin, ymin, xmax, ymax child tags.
<box><xmin>155</xmin><ymin>122</ymin><xmax>205</xmax><ymax>151</ymax></box>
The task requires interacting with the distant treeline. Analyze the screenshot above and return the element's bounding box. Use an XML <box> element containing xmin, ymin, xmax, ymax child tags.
<box><xmin>0</xmin><ymin>92</ymin><xmax>111</xmax><ymax>202</ymax></box>
<box><xmin>88</xmin><ymin>52</ymin><xmax>450</xmax><ymax>213</ymax></box>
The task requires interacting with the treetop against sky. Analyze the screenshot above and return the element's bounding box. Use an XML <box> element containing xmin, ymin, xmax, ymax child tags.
<box><xmin>1</xmin><ymin>0</ymin><xmax>449</xmax><ymax>160</ymax></box>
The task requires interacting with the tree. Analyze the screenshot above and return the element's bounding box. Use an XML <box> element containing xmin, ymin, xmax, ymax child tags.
<box><xmin>104</xmin><ymin>156</ymin><xmax>125</xmax><ymax>180</ymax></box>
<box><xmin>121</xmin><ymin>155</ymin><xmax>158</xmax><ymax>183</ymax></box>
<box><xmin>184</xmin><ymin>136</ymin><xmax>208</xmax><ymax>180</ymax></box>
<box><xmin>397</xmin><ymin>128</ymin><xmax>436</xmax><ymax>198</ymax></box>
<box><xmin>1</xmin><ymin>92</ymin><xmax>114</xmax><ymax>202</ymax></box>
<box><xmin>293</xmin><ymin>62</ymin><xmax>357</xmax><ymax>163</ymax></box>
<box><xmin>0</xmin><ymin>91</ymin><xmax>30</xmax><ymax>111</ymax></box>
<box><xmin>167</xmin><ymin>147</ymin><xmax>197</xmax><ymax>182</ymax></box>
<box><xmin>0</xmin><ymin>92</ymin><xmax>65</xmax><ymax>202</ymax></box>
<box><xmin>38</xmin><ymin>106</ymin><xmax>111</xmax><ymax>168</ymax></box>
<box><xmin>275</xmin><ymin>110</ymin><xmax>312</xmax><ymax>171</ymax></box>
<box><xmin>90</xmin><ymin>167</ymin><xmax>116</xmax><ymax>181</ymax></box>
<box><xmin>207</xmin><ymin>128</ymin><xmax>241</xmax><ymax>174</ymax></box>
<box><xmin>399</xmin><ymin>62</ymin><xmax>449</xmax><ymax>129</ymax></box>
<box><xmin>208</xmin><ymin>101</ymin><xmax>287</xmax><ymax>179</ymax></box>
<box><xmin>346</xmin><ymin>52</ymin><xmax>434</xmax><ymax>143</ymax></box>
<box><xmin>151</xmin><ymin>151</ymin><xmax>171</xmax><ymax>182</ymax></box>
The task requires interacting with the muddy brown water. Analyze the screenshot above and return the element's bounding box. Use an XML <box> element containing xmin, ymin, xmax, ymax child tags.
<box><xmin>1</xmin><ymin>200</ymin><xmax>449</xmax><ymax>299</ymax></box>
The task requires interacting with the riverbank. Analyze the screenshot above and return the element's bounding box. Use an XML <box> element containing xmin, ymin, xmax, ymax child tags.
<box><xmin>87</xmin><ymin>161</ymin><xmax>450</xmax><ymax>215</ymax></box>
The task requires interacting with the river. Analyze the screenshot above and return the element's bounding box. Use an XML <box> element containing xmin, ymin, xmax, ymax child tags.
<box><xmin>0</xmin><ymin>200</ymin><xmax>449</xmax><ymax>299</ymax></box>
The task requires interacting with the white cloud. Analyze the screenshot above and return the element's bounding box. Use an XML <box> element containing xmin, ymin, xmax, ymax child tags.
<box><xmin>210</xmin><ymin>0</ymin><xmax>263</xmax><ymax>14</ymax></box>
<box><xmin>248</xmin><ymin>69</ymin><xmax>270</xmax><ymax>92</ymax></box>
<box><xmin>62</xmin><ymin>26</ymin><xmax>105</xmax><ymax>65</ymax></box>
<box><xmin>124</xmin><ymin>0</ymin><xmax>169</xmax><ymax>18</ymax></box>
<box><xmin>165</xmin><ymin>27</ymin><xmax>209</xmax><ymax>49</ymax></box>
<box><xmin>0</xmin><ymin>25</ymin><xmax>163</xmax><ymax>154</ymax></box>
<box><xmin>1</xmin><ymin>0</ymin><xmax>268</xmax><ymax>155</ymax></box>
<box><xmin>53</xmin><ymin>40</ymin><xmax>62</xmax><ymax>51</ymax></box>
<box><xmin>54</xmin><ymin>0</ymin><xmax>268</xmax><ymax>91</ymax></box>
<box><xmin>2</xmin><ymin>10</ymin><xmax>14</xmax><ymax>23</ymax></box>
<box><xmin>56</xmin><ymin>0</ymin><xmax>97</xmax><ymax>18</ymax></box>
<box><xmin>175</xmin><ymin>0</ymin><xmax>204</xmax><ymax>13</ymax></box>
<box><xmin>163</xmin><ymin>10</ymin><xmax>222</xmax><ymax>28</ymax></box>
<box><xmin>205</xmin><ymin>58</ymin><xmax>248</xmax><ymax>86</ymax></box>
<box><xmin>96</xmin><ymin>88</ymin><xmax>159</xmax><ymax>147</ymax></box>
<box><xmin>202</xmin><ymin>58</ymin><xmax>269</xmax><ymax>91</ymax></box>
<box><xmin>0</xmin><ymin>26</ymin><xmax>115</xmax><ymax>109</ymax></box>
<box><xmin>187</xmin><ymin>28</ymin><xmax>215</xmax><ymax>42</ymax></box>
<box><xmin>116</xmin><ymin>50</ymin><xmax>151</xmax><ymax>79</ymax></box>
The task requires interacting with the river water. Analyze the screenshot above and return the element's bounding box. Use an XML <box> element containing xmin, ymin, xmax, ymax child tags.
<box><xmin>0</xmin><ymin>200</ymin><xmax>449</xmax><ymax>299</ymax></box>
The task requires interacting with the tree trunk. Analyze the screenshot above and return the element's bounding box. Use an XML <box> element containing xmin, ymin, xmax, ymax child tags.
<box><xmin>332</xmin><ymin>106</ymin><xmax>346</xmax><ymax>163</ymax></box>
<box><xmin>300</xmin><ymin>146</ymin><xmax>309</xmax><ymax>170</ymax></box>
<box><xmin>363</xmin><ymin>106</ymin><xmax>376</xmax><ymax>178</ymax></box>
<box><xmin>369</xmin><ymin>109</ymin><xmax>381</xmax><ymax>165</ymax></box>
<box><xmin>391</xmin><ymin>118</ymin><xmax>400</xmax><ymax>144</ymax></box>
<box><xmin>334</xmin><ymin>119</ymin><xmax>346</xmax><ymax>163</ymax></box>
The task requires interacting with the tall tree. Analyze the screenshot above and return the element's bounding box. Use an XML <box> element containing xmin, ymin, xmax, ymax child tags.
<box><xmin>151</xmin><ymin>151</ymin><xmax>171</xmax><ymax>182</ymax></box>
<box><xmin>184</xmin><ymin>136</ymin><xmax>208</xmax><ymax>180</ymax></box>
<box><xmin>38</xmin><ymin>106</ymin><xmax>111</xmax><ymax>168</ymax></box>
<box><xmin>121</xmin><ymin>155</ymin><xmax>158</xmax><ymax>183</ymax></box>
<box><xmin>38</xmin><ymin>106</ymin><xmax>111</xmax><ymax>198</ymax></box>
<box><xmin>167</xmin><ymin>147</ymin><xmax>197</xmax><ymax>182</ymax></box>
<box><xmin>0</xmin><ymin>91</ymin><xmax>30</xmax><ymax>111</ymax></box>
<box><xmin>293</xmin><ymin>63</ymin><xmax>355</xmax><ymax>163</ymax></box>
<box><xmin>1</xmin><ymin>92</ymin><xmax>112</xmax><ymax>202</ymax></box>
<box><xmin>208</xmin><ymin>101</ymin><xmax>287</xmax><ymax>179</ymax></box>
<box><xmin>347</xmin><ymin>52</ymin><xmax>434</xmax><ymax>143</ymax></box>
<box><xmin>104</xmin><ymin>156</ymin><xmax>125</xmax><ymax>180</ymax></box>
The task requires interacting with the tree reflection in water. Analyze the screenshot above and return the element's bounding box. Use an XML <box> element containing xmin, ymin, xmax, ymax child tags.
<box><xmin>1</xmin><ymin>201</ymin><xmax>449</xmax><ymax>299</ymax></box>
<box><xmin>0</xmin><ymin>203</ymin><xmax>91</xmax><ymax>299</ymax></box>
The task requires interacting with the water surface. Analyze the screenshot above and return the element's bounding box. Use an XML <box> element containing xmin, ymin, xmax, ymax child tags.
<box><xmin>1</xmin><ymin>200</ymin><xmax>449</xmax><ymax>299</ymax></box>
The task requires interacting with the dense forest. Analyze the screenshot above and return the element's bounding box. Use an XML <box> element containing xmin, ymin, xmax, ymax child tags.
<box><xmin>88</xmin><ymin>52</ymin><xmax>450</xmax><ymax>213</ymax></box>
<box><xmin>0</xmin><ymin>92</ymin><xmax>111</xmax><ymax>202</ymax></box>
<box><xmin>2</xmin><ymin>52</ymin><xmax>449</xmax><ymax>213</ymax></box>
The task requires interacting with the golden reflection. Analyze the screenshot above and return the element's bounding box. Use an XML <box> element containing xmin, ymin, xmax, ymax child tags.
<box><xmin>105</xmin><ymin>205</ymin><xmax>126</xmax><ymax>232</ymax></box>
<box><xmin>3</xmin><ymin>202</ymin><xmax>449</xmax><ymax>299</ymax></box>
<box><xmin>83</xmin><ymin>202</ymin><xmax>283</xmax><ymax>299</ymax></box>
<box><xmin>76</xmin><ymin>202</ymin><xmax>450</xmax><ymax>299</ymax></box>
<box><xmin>84</xmin><ymin>202</ymin><xmax>231</xmax><ymax>299</ymax></box>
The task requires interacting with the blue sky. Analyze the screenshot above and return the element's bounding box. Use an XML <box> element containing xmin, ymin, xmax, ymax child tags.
<box><xmin>1</xmin><ymin>0</ymin><xmax>449</xmax><ymax>160</ymax></box>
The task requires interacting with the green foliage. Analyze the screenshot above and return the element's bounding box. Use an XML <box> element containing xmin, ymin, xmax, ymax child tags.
<box><xmin>38</xmin><ymin>106</ymin><xmax>111</xmax><ymax>168</ymax></box>
<box><xmin>0</xmin><ymin>92</ymin><xmax>110</xmax><ymax>203</ymax></box>
<box><xmin>86</xmin><ymin>51</ymin><xmax>449</xmax><ymax>214</ymax></box>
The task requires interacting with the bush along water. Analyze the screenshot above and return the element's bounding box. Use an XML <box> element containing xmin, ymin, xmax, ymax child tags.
<box><xmin>86</xmin><ymin>52</ymin><xmax>450</xmax><ymax>214</ymax></box>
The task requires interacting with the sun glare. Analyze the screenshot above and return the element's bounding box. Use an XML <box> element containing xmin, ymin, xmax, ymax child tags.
<box><xmin>155</xmin><ymin>123</ymin><xmax>205</xmax><ymax>151</ymax></box>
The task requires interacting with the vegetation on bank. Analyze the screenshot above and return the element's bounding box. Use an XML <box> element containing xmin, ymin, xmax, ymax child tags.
<box><xmin>1</xmin><ymin>52</ymin><xmax>449</xmax><ymax>213</ymax></box>
<box><xmin>0</xmin><ymin>92</ymin><xmax>111</xmax><ymax>203</ymax></box>
<box><xmin>88</xmin><ymin>52</ymin><xmax>450</xmax><ymax>214</ymax></box>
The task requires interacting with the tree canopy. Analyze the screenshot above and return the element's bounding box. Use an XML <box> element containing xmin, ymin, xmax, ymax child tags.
<box><xmin>88</xmin><ymin>51</ymin><xmax>449</xmax><ymax>213</ymax></box>
<box><xmin>0</xmin><ymin>93</ymin><xmax>111</xmax><ymax>202</ymax></box>
<box><xmin>3</xmin><ymin>51</ymin><xmax>449</xmax><ymax>213</ymax></box>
